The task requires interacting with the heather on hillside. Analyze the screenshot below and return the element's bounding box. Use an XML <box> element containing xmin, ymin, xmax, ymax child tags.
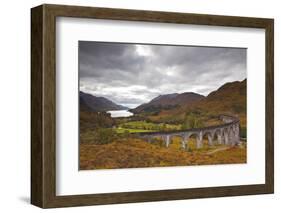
<box><xmin>80</xmin><ymin>139</ymin><xmax>246</xmax><ymax>170</ymax></box>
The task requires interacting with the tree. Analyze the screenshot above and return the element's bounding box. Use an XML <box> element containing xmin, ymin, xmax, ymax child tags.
<box><xmin>93</xmin><ymin>128</ymin><xmax>117</xmax><ymax>144</ymax></box>
<box><xmin>182</xmin><ymin>113</ymin><xmax>204</xmax><ymax>129</ymax></box>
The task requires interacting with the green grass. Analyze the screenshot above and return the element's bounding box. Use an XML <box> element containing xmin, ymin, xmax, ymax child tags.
<box><xmin>115</xmin><ymin>127</ymin><xmax>154</xmax><ymax>133</ymax></box>
<box><xmin>119</xmin><ymin>120</ymin><xmax>181</xmax><ymax>132</ymax></box>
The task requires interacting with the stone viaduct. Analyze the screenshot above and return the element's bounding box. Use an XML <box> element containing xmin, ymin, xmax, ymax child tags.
<box><xmin>135</xmin><ymin>115</ymin><xmax>240</xmax><ymax>150</ymax></box>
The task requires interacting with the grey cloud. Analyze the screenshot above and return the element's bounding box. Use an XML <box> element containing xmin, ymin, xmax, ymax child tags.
<box><xmin>79</xmin><ymin>41</ymin><xmax>246</xmax><ymax>108</ymax></box>
<box><xmin>79</xmin><ymin>41</ymin><xmax>146</xmax><ymax>79</ymax></box>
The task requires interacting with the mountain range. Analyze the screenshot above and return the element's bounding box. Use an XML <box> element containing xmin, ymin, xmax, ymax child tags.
<box><xmin>139</xmin><ymin>79</ymin><xmax>247</xmax><ymax>127</ymax></box>
<box><xmin>80</xmin><ymin>79</ymin><xmax>246</xmax><ymax>123</ymax></box>
<box><xmin>131</xmin><ymin>92</ymin><xmax>204</xmax><ymax>114</ymax></box>
<box><xmin>80</xmin><ymin>91</ymin><xmax>128</xmax><ymax>112</ymax></box>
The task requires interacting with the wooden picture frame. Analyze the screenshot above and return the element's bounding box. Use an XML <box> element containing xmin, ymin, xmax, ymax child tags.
<box><xmin>31</xmin><ymin>4</ymin><xmax>274</xmax><ymax>208</ymax></box>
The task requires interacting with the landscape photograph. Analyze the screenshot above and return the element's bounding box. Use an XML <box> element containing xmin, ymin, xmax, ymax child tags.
<box><xmin>79</xmin><ymin>41</ymin><xmax>247</xmax><ymax>170</ymax></box>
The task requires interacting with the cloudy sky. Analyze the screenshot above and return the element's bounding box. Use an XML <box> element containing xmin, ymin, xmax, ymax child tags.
<box><xmin>79</xmin><ymin>41</ymin><xmax>246</xmax><ymax>108</ymax></box>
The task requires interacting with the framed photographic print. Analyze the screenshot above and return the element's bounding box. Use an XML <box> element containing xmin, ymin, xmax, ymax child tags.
<box><xmin>31</xmin><ymin>4</ymin><xmax>274</xmax><ymax>208</ymax></box>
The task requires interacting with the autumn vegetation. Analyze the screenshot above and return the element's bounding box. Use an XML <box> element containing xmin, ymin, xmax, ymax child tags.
<box><xmin>79</xmin><ymin>79</ymin><xmax>247</xmax><ymax>170</ymax></box>
<box><xmin>80</xmin><ymin>137</ymin><xmax>246</xmax><ymax>170</ymax></box>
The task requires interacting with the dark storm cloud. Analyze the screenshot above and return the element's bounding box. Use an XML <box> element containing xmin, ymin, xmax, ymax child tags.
<box><xmin>79</xmin><ymin>41</ymin><xmax>146</xmax><ymax>79</ymax></box>
<box><xmin>79</xmin><ymin>41</ymin><xmax>246</xmax><ymax>108</ymax></box>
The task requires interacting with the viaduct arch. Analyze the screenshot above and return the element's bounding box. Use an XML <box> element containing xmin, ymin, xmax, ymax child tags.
<box><xmin>135</xmin><ymin>115</ymin><xmax>240</xmax><ymax>150</ymax></box>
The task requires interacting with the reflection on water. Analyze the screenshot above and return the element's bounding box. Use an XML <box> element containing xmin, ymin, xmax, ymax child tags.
<box><xmin>107</xmin><ymin>110</ymin><xmax>133</xmax><ymax>118</ymax></box>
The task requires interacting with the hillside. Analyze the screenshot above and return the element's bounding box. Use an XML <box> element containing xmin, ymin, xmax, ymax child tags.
<box><xmin>204</xmin><ymin>79</ymin><xmax>245</xmax><ymax>109</ymax></box>
<box><xmin>80</xmin><ymin>138</ymin><xmax>246</xmax><ymax>170</ymax></box>
<box><xmin>192</xmin><ymin>79</ymin><xmax>247</xmax><ymax>126</ymax></box>
<box><xmin>79</xmin><ymin>80</ymin><xmax>247</xmax><ymax>170</ymax></box>
<box><xmin>80</xmin><ymin>91</ymin><xmax>128</xmax><ymax>112</ymax></box>
<box><xmin>145</xmin><ymin>79</ymin><xmax>247</xmax><ymax>127</ymax></box>
<box><xmin>131</xmin><ymin>92</ymin><xmax>204</xmax><ymax>114</ymax></box>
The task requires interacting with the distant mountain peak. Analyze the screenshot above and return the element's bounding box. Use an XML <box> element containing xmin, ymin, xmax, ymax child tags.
<box><xmin>132</xmin><ymin>92</ymin><xmax>204</xmax><ymax>114</ymax></box>
<box><xmin>134</xmin><ymin>79</ymin><xmax>247</xmax><ymax>124</ymax></box>
<box><xmin>79</xmin><ymin>91</ymin><xmax>128</xmax><ymax>112</ymax></box>
<box><xmin>151</xmin><ymin>93</ymin><xmax>179</xmax><ymax>102</ymax></box>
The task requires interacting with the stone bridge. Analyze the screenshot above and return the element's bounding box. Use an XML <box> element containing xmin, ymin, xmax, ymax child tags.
<box><xmin>134</xmin><ymin>115</ymin><xmax>240</xmax><ymax>150</ymax></box>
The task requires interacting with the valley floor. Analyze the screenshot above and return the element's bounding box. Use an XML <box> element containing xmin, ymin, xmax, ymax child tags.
<box><xmin>79</xmin><ymin>139</ymin><xmax>246</xmax><ymax>170</ymax></box>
